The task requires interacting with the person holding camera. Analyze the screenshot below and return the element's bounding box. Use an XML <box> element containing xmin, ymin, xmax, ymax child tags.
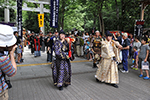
<box><xmin>0</xmin><ymin>24</ymin><xmax>17</xmax><ymax>100</ymax></box>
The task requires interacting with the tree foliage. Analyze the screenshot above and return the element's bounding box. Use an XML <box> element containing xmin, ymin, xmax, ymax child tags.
<box><xmin>0</xmin><ymin>0</ymin><xmax>150</xmax><ymax>34</ymax></box>
<box><xmin>0</xmin><ymin>0</ymin><xmax>16</xmax><ymax>22</ymax></box>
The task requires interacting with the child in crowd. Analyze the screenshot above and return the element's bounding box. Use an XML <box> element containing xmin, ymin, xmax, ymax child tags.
<box><xmin>131</xmin><ymin>46</ymin><xmax>138</xmax><ymax>70</ymax></box>
<box><xmin>138</xmin><ymin>37</ymin><xmax>150</xmax><ymax>79</ymax></box>
<box><xmin>84</xmin><ymin>40</ymin><xmax>90</xmax><ymax>59</ymax></box>
<box><xmin>17</xmin><ymin>41</ymin><xmax>22</xmax><ymax>63</ymax></box>
<box><xmin>84</xmin><ymin>40</ymin><xmax>90</xmax><ymax>51</ymax></box>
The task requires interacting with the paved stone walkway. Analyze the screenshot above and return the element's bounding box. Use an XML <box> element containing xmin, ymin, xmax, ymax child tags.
<box><xmin>8</xmin><ymin>47</ymin><xmax>150</xmax><ymax>100</ymax></box>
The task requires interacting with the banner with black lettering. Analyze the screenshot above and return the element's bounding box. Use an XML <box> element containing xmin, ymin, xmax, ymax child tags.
<box><xmin>17</xmin><ymin>0</ymin><xmax>22</xmax><ymax>38</ymax></box>
<box><xmin>50</xmin><ymin>0</ymin><xmax>59</xmax><ymax>28</ymax></box>
<box><xmin>134</xmin><ymin>20</ymin><xmax>144</xmax><ymax>37</ymax></box>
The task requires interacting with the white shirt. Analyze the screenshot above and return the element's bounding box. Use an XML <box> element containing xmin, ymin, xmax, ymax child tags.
<box><xmin>84</xmin><ymin>35</ymin><xmax>89</xmax><ymax>43</ymax></box>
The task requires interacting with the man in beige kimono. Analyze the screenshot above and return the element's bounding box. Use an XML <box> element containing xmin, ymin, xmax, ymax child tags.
<box><xmin>95</xmin><ymin>31</ymin><xmax>122</xmax><ymax>88</ymax></box>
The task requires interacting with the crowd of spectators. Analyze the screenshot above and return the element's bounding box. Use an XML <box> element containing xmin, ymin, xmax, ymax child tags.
<box><xmin>15</xmin><ymin>29</ymin><xmax>150</xmax><ymax>80</ymax></box>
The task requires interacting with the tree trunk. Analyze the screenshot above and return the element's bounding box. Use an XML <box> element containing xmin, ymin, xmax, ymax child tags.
<box><xmin>115</xmin><ymin>0</ymin><xmax>119</xmax><ymax>30</ymax></box>
<box><xmin>84</xmin><ymin>18</ymin><xmax>86</xmax><ymax>32</ymax></box>
<box><xmin>102</xmin><ymin>14</ymin><xmax>105</xmax><ymax>36</ymax></box>
<box><xmin>93</xmin><ymin>13</ymin><xmax>97</xmax><ymax>29</ymax></box>
<box><xmin>98</xmin><ymin>13</ymin><xmax>101</xmax><ymax>33</ymax></box>
<box><xmin>121</xmin><ymin>0</ymin><xmax>125</xmax><ymax>31</ymax></box>
<box><xmin>98</xmin><ymin>1</ymin><xmax>105</xmax><ymax>36</ymax></box>
<box><xmin>61</xmin><ymin>0</ymin><xmax>65</xmax><ymax>30</ymax></box>
<box><xmin>99</xmin><ymin>12</ymin><xmax>105</xmax><ymax>36</ymax></box>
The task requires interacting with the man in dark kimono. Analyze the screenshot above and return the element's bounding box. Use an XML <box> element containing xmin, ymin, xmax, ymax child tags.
<box><xmin>52</xmin><ymin>30</ymin><xmax>71</xmax><ymax>90</ymax></box>
<box><xmin>30</xmin><ymin>32</ymin><xmax>35</xmax><ymax>54</ymax></box>
<box><xmin>49</xmin><ymin>30</ymin><xmax>59</xmax><ymax>61</ymax></box>
<box><xmin>46</xmin><ymin>32</ymin><xmax>53</xmax><ymax>62</ymax></box>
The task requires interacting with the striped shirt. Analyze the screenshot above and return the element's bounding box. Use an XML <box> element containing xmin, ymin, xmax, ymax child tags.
<box><xmin>0</xmin><ymin>56</ymin><xmax>16</xmax><ymax>93</ymax></box>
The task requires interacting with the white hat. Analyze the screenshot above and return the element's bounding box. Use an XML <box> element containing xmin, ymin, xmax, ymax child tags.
<box><xmin>95</xmin><ymin>30</ymin><xmax>100</xmax><ymax>33</ymax></box>
<box><xmin>0</xmin><ymin>24</ymin><xmax>17</xmax><ymax>47</ymax></box>
<box><xmin>122</xmin><ymin>33</ymin><xmax>128</xmax><ymax>37</ymax></box>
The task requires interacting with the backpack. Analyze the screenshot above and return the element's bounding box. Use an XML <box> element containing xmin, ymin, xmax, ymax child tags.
<box><xmin>76</xmin><ymin>37</ymin><xmax>80</xmax><ymax>45</ymax></box>
<box><xmin>80</xmin><ymin>38</ymin><xmax>84</xmax><ymax>46</ymax></box>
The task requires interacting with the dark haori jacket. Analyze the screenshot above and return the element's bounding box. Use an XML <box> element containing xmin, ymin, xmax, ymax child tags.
<box><xmin>53</xmin><ymin>39</ymin><xmax>69</xmax><ymax>60</ymax></box>
<box><xmin>34</xmin><ymin>37</ymin><xmax>40</xmax><ymax>51</ymax></box>
<box><xmin>30</xmin><ymin>35</ymin><xmax>35</xmax><ymax>45</ymax></box>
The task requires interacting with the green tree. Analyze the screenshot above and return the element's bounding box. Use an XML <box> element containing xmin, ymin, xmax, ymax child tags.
<box><xmin>0</xmin><ymin>0</ymin><xmax>16</xmax><ymax>22</ymax></box>
<box><xmin>22</xmin><ymin>11</ymin><xmax>40</xmax><ymax>33</ymax></box>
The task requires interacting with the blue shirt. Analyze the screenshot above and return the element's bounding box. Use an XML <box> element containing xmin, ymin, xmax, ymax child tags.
<box><xmin>85</xmin><ymin>42</ymin><xmax>90</xmax><ymax>50</ymax></box>
<box><xmin>122</xmin><ymin>38</ymin><xmax>130</xmax><ymax>47</ymax></box>
<box><xmin>133</xmin><ymin>51</ymin><xmax>138</xmax><ymax>59</ymax></box>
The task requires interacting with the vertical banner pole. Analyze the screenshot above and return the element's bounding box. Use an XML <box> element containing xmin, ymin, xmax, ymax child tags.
<box><xmin>50</xmin><ymin>0</ymin><xmax>59</xmax><ymax>28</ymax></box>
<box><xmin>40</xmin><ymin>3</ymin><xmax>45</xmax><ymax>34</ymax></box>
<box><xmin>17</xmin><ymin>0</ymin><xmax>23</xmax><ymax>39</ymax></box>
